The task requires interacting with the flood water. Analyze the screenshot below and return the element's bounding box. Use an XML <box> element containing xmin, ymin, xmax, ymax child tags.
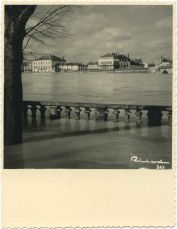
<box><xmin>4</xmin><ymin>72</ymin><xmax>172</xmax><ymax>169</ymax></box>
<box><xmin>22</xmin><ymin>72</ymin><xmax>172</xmax><ymax>105</ymax></box>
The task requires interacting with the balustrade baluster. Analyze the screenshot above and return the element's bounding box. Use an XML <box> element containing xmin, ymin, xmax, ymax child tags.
<box><xmin>85</xmin><ymin>107</ymin><xmax>91</xmax><ymax>120</ymax></box>
<box><xmin>31</xmin><ymin>104</ymin><xmax>37</xmax><ymax>121</ymax></box>
<box><xmin>56</xmin><ymin>106</ymin><xmax>62</xmax><ymax>119</ymax></box>
<box><xmin>104</xmin><ymin>106</ymin><xmax>109</xmax><ymax>122</ymax></box>
<box><xmin>124</xmin><ymin>108</ymin><xmax>131</xmax><ymax>121</ymax></box>
<box><xmin>113</xmin><ymin>108</ymin><xmax>120</xmax><ymax>122</ymax></box>
<box><xmin>88</xmin><ymin>108</ymin><xmax>94</xmax><ymax>120</ymax></box>
<box><xmin>49</xmin><ymin>106</ymin><xmax>57</xmax><ymax>120</ymax></box>
<box><xmin>135</xmin><ymin>108</ymin><xmax>143</xmax><ymax>124</ymax></box>
<box><xmin>65</xmin><ymin>106</ymin><xmax>72</xmax><ymax>119</ymax></box>
<box><xmin>75</xmin><ymin>107</ymin><xmax>81</xmax><ymax>120</ymax></box>
<box><xmin>94</xmin><ymin>108</ymin><xmax>100</xmax><ymax>120</ymax></box>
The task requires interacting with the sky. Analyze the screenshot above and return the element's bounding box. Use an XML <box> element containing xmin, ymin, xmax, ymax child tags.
<box><xmin>25</xmin><ymin>5</ymin><xmax>173</xmax><ymax>64</ymax></box>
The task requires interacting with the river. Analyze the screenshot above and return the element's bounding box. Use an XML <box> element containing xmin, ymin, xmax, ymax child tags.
<box><xmin>22</xmin><ymin>72</ymin><xmax>172</xmax><ymax>106</ymax></box>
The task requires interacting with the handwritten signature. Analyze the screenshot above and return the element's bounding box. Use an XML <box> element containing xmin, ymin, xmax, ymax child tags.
<box><xmin>130</xmin><ymin>156</ymin><xmax>170</xmax><ymax>168</ymax></box>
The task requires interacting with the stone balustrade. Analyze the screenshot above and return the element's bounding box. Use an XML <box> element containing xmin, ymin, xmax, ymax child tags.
<box><xmin>23</xmin><ymin>101</ymin><xmax>172</xmax><ymax>126</ymax></box>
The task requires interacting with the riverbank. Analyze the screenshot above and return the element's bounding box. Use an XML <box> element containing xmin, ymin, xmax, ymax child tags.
<box><xmin>24</xmin><ymin>69</ymin><xmax>151</xmax><ymax>74</ymax></box>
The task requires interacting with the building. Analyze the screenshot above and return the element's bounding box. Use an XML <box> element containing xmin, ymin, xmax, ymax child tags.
<box><xmin>32</xmin><ymin>55</ymin><xmax>66</xmax><ymax>73</ymax></box>
<box><xmin>148</xmin><ymin>63</ymin><xmax>156</xmax><ymax>72</ymax></box>
<box><xmin>22</xmin><ymin>61</ymin><xmax>32</xmax><ymax>72</ymax></box>
<box><xmin>143</xmin><ymin>63</ymin><xmax>148</xmax><ymax>69</ymax></box>
<box><xmin>87</xmin><ymin>62</ymin><xmax>99</xmax><ymax>70</ymax></box>
<box><xmin>130</xmin><ymin>58</ymin><xmax>143</xmax><ymax>66</ymax></box>
<box><xmin>128</xmin><ymin>58</ymin><xmax>144</xmax><ymax>70</ymax></box>
<box><xmin>98</xmin><ymin>53</ymin><xmax>130</xmax><ymax>70</ymax></box>
<box><xmin>60</xmin><ymin>62</ymin><xmax>87</xmax><ymax>72</ymax></box>
<box><xmin>156</xmin><ymin>57</ymin><xmax>172</xmax><ymax>69</ymax></box>
<box><xmin>154</xmin><ymin>57</ymin><xmax>172</xmax><ymax>74</ymax></box>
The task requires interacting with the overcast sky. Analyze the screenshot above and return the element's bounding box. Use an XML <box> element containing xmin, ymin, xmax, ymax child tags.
<box><xmin>25</xmin><ymin>5</ymin><xmax>173</xmax><ymax>64</ymax></box>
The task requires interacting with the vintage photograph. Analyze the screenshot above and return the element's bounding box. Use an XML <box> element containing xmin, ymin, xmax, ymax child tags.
<box><xmin>4</xmin><ymin>4</ymin><xmax>173</xmax><ymax>169</ymax></box>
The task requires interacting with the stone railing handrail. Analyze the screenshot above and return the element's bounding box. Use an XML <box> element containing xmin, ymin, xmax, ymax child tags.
<box><xmin>23</xmin><ymin>100</ymin><xmax>172</xmax><ymax>111</ymax></box>
<box><xmin>22</xmin><ymin>100</ymin><xmax>172</xmax><ymax>126</ymax></box>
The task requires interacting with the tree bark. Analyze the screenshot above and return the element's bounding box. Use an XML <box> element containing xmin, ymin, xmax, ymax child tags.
<box><xmin>4</xmin><ymin>6</ymin><xmax>36</xmax><ymax>144</ymax></box>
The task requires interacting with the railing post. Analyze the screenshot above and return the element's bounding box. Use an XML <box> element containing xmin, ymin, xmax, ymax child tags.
<box><xmin>75</xmin><ymin>107</ymin><xmax>81</xmax><ymax>120</ymax></box>
<box><xmin>113</xmin><ymin>108</ymin><xmax>120</xmax><ymax>122</ymax></box>
<box><xmin>93</xmin><ymin>106</ymin><xmax>109</xmax><ymax>121</ymax></box>
<box><xmin>65</xmin><ymin>106</ymin><xmax>72</xmax><ymax>119</ymax></box>
<box><xmin>56</xmin><ymin>106</ymin><xmax>62</xmax><ymax>119</ymax></box>
<box><xmin>85</xmin><ymin>107</ymin><xmax>91</xmax><ymax>120</ymax></box>
<box><xmin>31</xmin><ymin>104</ymin><xmax>37</xmax><ymax>121</ymax></box>
<box><xmin>125</xmin><ymin>108</ymin><xmax>131</xmax><ymax>121</ymax></box>
<box><xmin>94</xmin><ymin>108</ymin><xmax>101</xmax><ymax>120</ymax></box>
<box><xmin>135</xmin><ymin>108</ymin><xmax>143</xmax><ymax>124</ymax></box>
<box><xmin>94</xmin><ymin>108</ymin><xmax>99</xmax><ymax>120</ymax></box>
<box><xmin>104</xmin><ymin>106</ymin><xmax>109</xmax><ymax>122</ymax></box>
<box><xmin>40</xmin><ymin>105</ymin><xmax>46</xmax><ymax>121</ymax></box>
<box><xmin>147</xmin><ymin>108</ymin><xmax>163</xmax><ymax>126</ymax></box>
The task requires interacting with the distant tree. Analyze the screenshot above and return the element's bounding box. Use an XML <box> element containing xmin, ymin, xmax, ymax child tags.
<box><xmin>4</xmin><ymin>5</ymin><xmax>72</xmax><ymax>144</ymax></box>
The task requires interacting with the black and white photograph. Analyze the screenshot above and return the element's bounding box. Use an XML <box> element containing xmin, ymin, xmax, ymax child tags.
<box><xmin>4</xmin><ymin>4</ymin><xmax>173</xmax><ymax>169</ymax></box>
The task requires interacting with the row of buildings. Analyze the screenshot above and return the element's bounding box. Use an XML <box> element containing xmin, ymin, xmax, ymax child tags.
<box><xmin>23</xmin><ymin>53</ymin><xmax>172</xmax><ymax>73</ymax></box>
<box><xmin>22</xmin><ymin>52</ymin><xmax>144</xmax><ymax>73</ymax></box>
<box><xmin>23</xmin><ymin>55</ymin><xmax>88</xmax><ymax>73</ymax></box>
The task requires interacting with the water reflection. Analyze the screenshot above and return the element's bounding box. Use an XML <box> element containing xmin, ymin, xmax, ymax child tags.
<box><xmin>5</xmin><ymin>118</ymin><xmax>172</xmax><ymax>169</ymax></box>
<box><xmin>39</xmin><ymin>119</ymin><xmax>46</xmax><ymax>128</ymax></box>
<box><xmin>21</xmin><ymin>116</ymin><xmax>172</xmax><ymax>144</ymax></box>
<box><xmin>31</xmin><ymin>120</ymin><xmax>37</xmax><ymax>128</ymax></box>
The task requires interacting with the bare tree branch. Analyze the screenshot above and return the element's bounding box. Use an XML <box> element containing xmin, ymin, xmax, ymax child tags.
<box><xmin>23</xmin><ymin>5</ymin><xmax>73</xmax><ymax>50</ymax></box>
<box><xmin>25</xmin><ymin>7</ymin><xmax>63</xmax><ymax>34</ymax></box>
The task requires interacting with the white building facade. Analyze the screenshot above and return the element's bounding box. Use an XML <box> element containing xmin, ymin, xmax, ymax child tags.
<box><xmin>98</xmin><ymin>54</ymin><xmax>115</xmax><ymax>70</ymax></box>
<box><xmin>87</xmin><ymin>62</ymin><xmax>99</xmax><ymax>70</ymax></box>
<box><xmin>98</xmin><ymin>53</ymin><xmax>130</xmax><ymax>70</ymax></box>
<box><xmin>32</xmin><ymin>55</ymin><xmax>65</xmax><ymax>73</ymax></box>
<box><xmin>60</xmin><ymin>63</ymin><xmax>86</xmax><ymax>71</ymax></box>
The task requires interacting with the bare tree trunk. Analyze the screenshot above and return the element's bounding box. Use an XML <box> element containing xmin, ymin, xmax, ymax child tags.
<box><xmin>4</xmin><ymin>6</ymin><xmax>36</xmax><ymax>144</ymax></box>
<box><xmin>4</xmin><ymin>17</ymin><xmax>23</xmax><ymax>144</ymax></box>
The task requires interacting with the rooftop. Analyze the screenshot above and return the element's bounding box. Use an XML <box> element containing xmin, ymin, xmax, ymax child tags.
<box><xmin>23</xmin><ymin>61</ymin><xmax>32</xmax><ymax>66</ymax></box>
<box><xmin>161</xmin><ymin>57</ymin><xmax>172</xmax><ymax>63</ymax></box>
<box><xmin>34</xmin><ymin>55</ymin><xmax>65</xmax><ymax>62</ymax></box>
<box><xmin>101</xmin><ymin>53</ymin><xmax>115</xmax><ymax>58</ymax></box>
<box><xmin>61</xmin><ymin>62</ymin><xmax>85</xmax><ymax>66</ymax></box>
<box><xmin>101</xmin><ymin>53</ymin><xmax>130</xmax><ymax>61</ymax></box>
<box><xmin>87</xmin><ymin>62</ymin><xmax>98</xmax><ymax>65</ymax></box>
